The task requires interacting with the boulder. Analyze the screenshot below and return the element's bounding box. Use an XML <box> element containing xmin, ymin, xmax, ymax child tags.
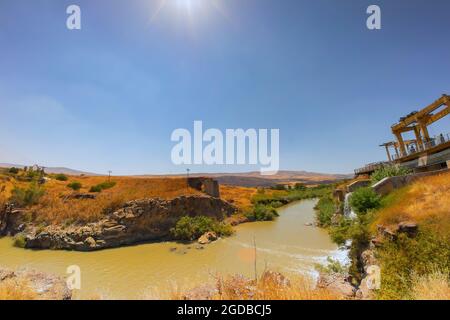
<box><xmin>198</xmin><ymin>231</ymin><xmax>218</xmax><ymax>245</ymax></box>
<box><xmin>317</xmin><ymin>273</ymin><xmax>355</xmax><ymax>299</ymax></box>
<box><xmin>84</xmin><ymin>237</ymin><xmax>97</xmax><ymax>249</ymax></box>
<box><xmin>397</xmin><ymin>221</ymin><xmax>418</xmax><ymax>237</ymax></box>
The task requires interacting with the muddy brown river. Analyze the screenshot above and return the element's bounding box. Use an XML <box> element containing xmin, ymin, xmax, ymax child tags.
<box><xmin>0</xmin><ymin>199</ymin><xmax>346</xmax><ymax>299</ymax></box>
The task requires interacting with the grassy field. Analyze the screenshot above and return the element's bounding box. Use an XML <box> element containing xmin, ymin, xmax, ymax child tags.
<box><xmin>372</xmin><ymin>172</ymin><xmax>450</xmax><ymax>235</ymax></box>
<box><xmin>371</xmin><ymin>171</ymin><xmax>450</xmax><ymax>299</ymax></box>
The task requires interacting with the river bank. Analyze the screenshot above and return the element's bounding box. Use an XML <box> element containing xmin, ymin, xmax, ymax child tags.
<box><xmin>0</xmin><ymin>199</ymin><xmax>346</xmax><ymax>299</ymax></box>
<box><xmin>1</xmin><ymin>195</ymin><xmax>236</xmax><ymax>251</ymax></box>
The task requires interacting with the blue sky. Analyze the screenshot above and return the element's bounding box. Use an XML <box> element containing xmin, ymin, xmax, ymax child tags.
<box><xmin>1</xmin><ymin>0</ymin><xmax>449</xmax><ymax>175</ymax></box>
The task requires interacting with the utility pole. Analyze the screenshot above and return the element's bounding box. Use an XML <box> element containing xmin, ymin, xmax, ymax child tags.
<box><xmin>108</xmin><ymin>170</ymin><xmax>112</xmax><ymax>181</ymax></box>
<box><xmin>186</xmin><ymin>168</ymin><xmax>190</xmax><ymax>192</ymax></box>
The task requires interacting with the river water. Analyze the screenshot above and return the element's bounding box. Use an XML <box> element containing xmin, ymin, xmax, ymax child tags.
<box><xmin>0</xmin><ymin>199</ymin><xmax>346</xmax><ymax>299</ymax></box>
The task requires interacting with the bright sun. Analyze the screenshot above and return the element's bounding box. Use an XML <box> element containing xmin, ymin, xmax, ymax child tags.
<box><xmin>151</xmin><ymin>0</ymin><xmax>227</xmax><ymax>22</ymax></box>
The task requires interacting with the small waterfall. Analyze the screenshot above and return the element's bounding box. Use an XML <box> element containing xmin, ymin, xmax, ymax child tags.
<box><xmin>344</xmin><ymin>193</ymin><xmax>357</xmax><ymax>219</ymax></box>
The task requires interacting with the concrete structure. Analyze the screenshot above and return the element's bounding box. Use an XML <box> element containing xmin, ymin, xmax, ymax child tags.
<box><xmin>372</xmin><ymin>169</ymin><xmax>449</xmax><ymax>196</ymax></box>
<box><xmin>346</xmin><ymin>179</ymin><xmax>371</xmax><ymax>193</ymax></box>
<box><xmin>187</xmin><ymin>177</ymin><xmax>220</xmax><ymax>198</ymax></box>
<box><xmin>355</xmin><ymin>95</ymin><xmax>450</xmax><ymax>176</ymax></box>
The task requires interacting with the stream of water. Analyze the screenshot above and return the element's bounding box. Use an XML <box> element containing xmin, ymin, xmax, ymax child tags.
<box><xmin>0</xmin><ymin>199</ymin><xmax>347</xmax><ymax>299</ymax></box>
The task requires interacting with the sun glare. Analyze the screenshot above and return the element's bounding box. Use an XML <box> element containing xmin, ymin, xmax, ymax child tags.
<box><xmin>150</xmin><ymin>0</ymin><xmax>228</xmax><ymax>22</ymax></box>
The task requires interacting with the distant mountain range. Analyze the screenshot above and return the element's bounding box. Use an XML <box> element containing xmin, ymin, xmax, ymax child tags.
<box><xmin>0</xmin><ymin>163</ymin><xmax>351</xmax><ymax>187</ymax></box>
<box><xmin>0</xmin><ymin>163</ymin><xmax>100</xmax><ymax>176</ymax></box>
<box><xmin>140</xmin><ymin>171</ymin><xmax>352</xmax><ymax>187</ymax></box>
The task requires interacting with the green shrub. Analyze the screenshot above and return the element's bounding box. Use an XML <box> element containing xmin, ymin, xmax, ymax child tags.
<box><xmin>55</xmin><ymin>174</ymin><xmax>68</xmax><ymax>181</ymax></box>
<box><xmin>170</xmin><ymin>216</ymin><xmax>233</xmax><ymax>241</ymax></box>
<box><xmin>89</xmin><ymin>185</ymin><xmax>103</xmax><ymax>193</ymax></box>
<box><xmin>371</xmin><ymin>165</ymin><xmax>412</xmax><ymax>184</ymax></box>
<box><xmin>10</xmin><ymin>184</ymin><xmax>45</xmax><ymax>207</ymax></box>
<box><xmin>270</xmin><ymin>201</ymin><xmax>284</xmax><ymax>208</ymax></box>
<box><xmin>246</xmin><ymin>204</ymin><xmax>279</xmax><ymax>221</ymax></box>
<box><xmin>315</xmin><ymin>196</ymin><xmax>336</xmax><ymax>227</ymax></box>
<box><xmin>89</xmin><ymin>181</ymin><xmax>116</xmax><ymax>193</ymax></box>
<box><xmin>8</xmin><ymin>167</ymin><xmax>19</xmax><ymax>174</ymax></box>
<box><xmin>67</xmin><ymin>181</ymin><xmax>82</xmax><ymax>191</ymax></box>
<box><xmin>349</xmin><ymin>187</ymin><xmax>381</xmax><ymax>215</ymax></box>
<box><xmin>13</xmin><ymin>234</ymin><xmax>27</xmax><ymax>248</ymax></box>
<box><xmin>97</xmin><ymin>181</ymin><xmax>116</xmax><ymax>190</ymax></box>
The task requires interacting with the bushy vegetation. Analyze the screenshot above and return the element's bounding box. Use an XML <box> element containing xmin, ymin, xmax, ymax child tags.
<box><xmin>371</xmin><ymin>165</ymin><xmax>411</xmax><ymax>184</ymax></box>
<box><xmin>8</xmin><ymin>167</ymin><xmax>20</xmax><ymax>174</ymax></box>
<box><xmin>349</xmin><ymin>187</ymin><xmax>381</xmax><ymax>215</ymax></box>
<box><xmin>89</xmin><ymin>181</ymin><xmax>116</xmax><ymax>193</ymax></box>
<box><xmin>246</xmin><ymin>204</ymin><xmax>279</xmax><ymax>221</ymax></box>
<box><xmin>170</xmin><ymin>216</ymin><xmax>234</xmax><ymax>241</ymax></box>
<box><xmin>13</xmin><ymin>234</ymin><xmax>27</xmax><ymax>248</ymax></box>
<box><xmin>55</xmin><ymin>174</ymin><xmax>68</xmax><ymax>181</ymax></box>
<box><xmin>245</xmin><ymin>184</ymin><xmax>338</xmax><ymax>226</ymax></box>
<box><xmin>67</xmin><ymin>181</ymin><xmax>82</xmax><ymax>191</ymax></box>
<box><xmin>376</xmin><ymin>230</ymin><xmax>450</xmax><ymax>300</ymax></box>
<box><xmin>252</xmin><ymin>184</ymin><xmax>334</xmax><ymax>206</ymax></box>
<box><xmin>315</xmin><ymin>196</ymin><xmax>336</xmax><ymax>227</ymax></box>
<box><xmin>9</xmin><ymin>184</ymin><xmax>45</xmax><ymax>207</ymax></box>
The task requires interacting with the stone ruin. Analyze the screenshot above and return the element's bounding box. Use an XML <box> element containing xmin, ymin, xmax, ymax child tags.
<box><xmin>187</xmin><ymin>177</ymin><xmax>220</xmax><ymax>198</ymax></box>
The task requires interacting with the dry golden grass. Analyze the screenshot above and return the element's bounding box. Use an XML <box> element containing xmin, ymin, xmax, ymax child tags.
<box><xmin>372</xmin><ymin>171</ymin><xmax>450</xmax><ymax>234</ymax></box>
<box><xmin>33</xmin><ymin>176</ymin><xmax>204</xmax><ymax>224</ymax></box>
<box><xmin>412</xmin><ymin>269</ymin><xmax>450</xmax><ymax>300</ymax></box>
<box><xmin>0</xmin><ymin>278</ymin><xmax>38</xmax><ymax>300</ymax></box>
<box><xmin>220</xmin><ymin>185</ymin><xmax>257</xmax><ymax>212</ymax></box>
<box><xmin>0</xmin><ymin>172</ymin><xmax>258</xmax><ymax>225</ymax></box>
<box><xmin>165</xmin><ymin>271</ymin><xmax>341</xmax><ymax>300</ymax></box>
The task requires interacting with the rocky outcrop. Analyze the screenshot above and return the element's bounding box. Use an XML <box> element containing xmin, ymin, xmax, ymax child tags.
<box><xmin>317</xmin><ymin>273</ymin><xmax>355</xmax><ymax>299</ymax></box>
<box><xmin>17</xmin><ymin>195</ymin><xmax>236</xmax><ymax>251</ymax></box>
<box><xmin>375</xmin><ymin>221</ymin><xmax>418</xmax><ymax>243</ymax></box>
<box><xmin>0</xmin><ymin>267</ymin><xmax>72</xmax><ymax>300</ymax></box>
<box><xmin>0</xmin><ymin>204</ymin><xmax>27</xmax><ymax>236</ymax></box>
<box><xmin>355</xmin><ymin>249</ymin><xmax>379</xmax><ymax>300</ymax></box>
